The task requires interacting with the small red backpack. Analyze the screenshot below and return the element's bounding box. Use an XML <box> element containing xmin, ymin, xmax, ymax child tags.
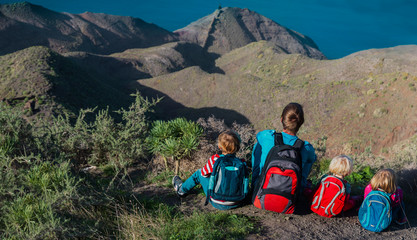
<box><xmin>311</xmin><ymin>175</ymin><xmax>347</xmax><ymax>217</ymax></box>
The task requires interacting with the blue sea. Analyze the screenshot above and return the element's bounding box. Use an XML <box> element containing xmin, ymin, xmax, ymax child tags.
<box><xmin>4</xmin><ymin>0</ymin><xmax>417</xmax><ymax>59</ymax></box>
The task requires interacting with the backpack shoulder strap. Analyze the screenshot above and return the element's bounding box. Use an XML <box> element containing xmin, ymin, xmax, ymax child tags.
<box><xmin>274</xmin><ymin>132</ymin><xmax>284</xmax><ymax>146</ymax></box>
<box><xmin>274</xmin><ymin>132</ymin><xmax>305</xmax><ymax>150</ymax></box>
<box><xmin>206</xmin><ymin>155</ymin><xmax>226</xmax><ymax>206</ymax></box>
<box><xmin>293</xmin><ymin>138</ymin><xmax>305</xmax><ymax>150</ymax></box>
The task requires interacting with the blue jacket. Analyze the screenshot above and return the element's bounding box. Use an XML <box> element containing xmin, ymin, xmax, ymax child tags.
<box><xmin>251</xmin><ymin>130</ymin><xmax>317</xmax><ymax>189</ymax></box>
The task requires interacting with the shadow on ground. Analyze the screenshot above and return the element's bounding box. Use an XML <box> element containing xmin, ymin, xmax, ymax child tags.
<box><xmin>132</xmin><ymin>81</ymin><xmax>251</xmax><ymax>126</ymax></box>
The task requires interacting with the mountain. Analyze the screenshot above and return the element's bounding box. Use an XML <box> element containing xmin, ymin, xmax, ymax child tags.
<box><xmin>1</xmin><ymin>3</ymin><xmax>416</xmax><ymax>163</ymax></box>
<box><xmin>64</xmin><ymin>41</ymin><xmax>219</xmax><ymax>83</ymax></box>
<box><xmin>0</xmin><ymin>46</ymin><xmax>132</xmax><ymax>117</ymax></box>
<box><xmin>174</xmin><ymin>7</ymin><xmax>326</xmax><ymax>59</ymax></box>
<box><xmin>134</xmin><ymin>42</ymin><xmax>417</xmax><ymax>161</ymax></box>
<box><xmin>0</xmin><ymin>2</ymin><xmax>177</xmax><ymax>55</ymax></box>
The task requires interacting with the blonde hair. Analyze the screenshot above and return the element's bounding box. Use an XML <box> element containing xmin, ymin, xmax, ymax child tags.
<box><xmin>218</xmin><ymin>130</ymin><xmax>240</xmax><ymax>154</ymax></box>
<box><xmin>329</xmin><ymin>155</ymin><xmax>353</xmax><ymax>177</ymax></box>
<box><xmin>370</xmin><ymin>169</ymin><xmax>397</xmax><ymax>194</ymax></box>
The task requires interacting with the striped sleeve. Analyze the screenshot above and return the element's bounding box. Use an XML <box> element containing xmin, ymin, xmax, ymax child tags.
<box><xmin>201</xmin><ymin>154</ymin><xmax>220</xmax><ymax>177</ymax></box>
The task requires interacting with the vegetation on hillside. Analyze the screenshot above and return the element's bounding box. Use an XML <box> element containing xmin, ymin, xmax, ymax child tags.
<box><xmin>0</xmin><ymin>94</ymin><xmax>257</xmax><ymax>239</ymax></box>
<box><xmin>1</xmin><ymin>89</ymin><xmax>416</xmax><ymax>239</ymax></box>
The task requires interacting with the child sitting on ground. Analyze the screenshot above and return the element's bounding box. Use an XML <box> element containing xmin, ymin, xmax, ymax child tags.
<box><xmin>311</xmin><ymin>155</ymin><xmax>362</xmax><ymax>217</ymax></box>
<box><xmin>172</xmin><ymin>130</ymin><xmax>247</xmax><ymax>210</ymax></box>
<box><xmin>363</xmin><ymin>169</ymin><xmax>407</xmax><ymax>225</ymax></box>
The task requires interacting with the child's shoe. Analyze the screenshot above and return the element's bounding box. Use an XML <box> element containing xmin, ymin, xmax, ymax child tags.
<box><xmin>395</xmin><ymin>218</ymin><xmax>408</xmax><ymax>225</ymax></box>
<box><xmin>172</xmin><ymin>176</ymin><xmax>186</xmax><ymax>197</ymax></box>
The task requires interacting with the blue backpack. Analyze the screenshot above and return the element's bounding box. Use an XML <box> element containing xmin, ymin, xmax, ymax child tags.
<box><xmin>358</xmin><ymin>190</ymin><xmax>392</xmax><ymax>232</ymax></box>
<box><xmin>205</xmin><ymin>154</ymin><xmax>249</xmax><ymax>206</ymax></box>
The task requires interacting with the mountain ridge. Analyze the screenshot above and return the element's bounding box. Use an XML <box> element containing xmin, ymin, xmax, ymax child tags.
<box><xmin>0</xmin><ymin>2</ymin><xmax>177</xmax><ymax>55</ymax></box>
<box><xmin>175</xmin><ymin>7</ymin><xmax>326</xmax><ymax>59</ymax></box>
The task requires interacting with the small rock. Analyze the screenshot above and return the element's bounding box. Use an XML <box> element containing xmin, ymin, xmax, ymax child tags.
<box><xmin>82</xmin><ymin>166</ymin><xmax>97</xmax><ymax>172</ymax></box>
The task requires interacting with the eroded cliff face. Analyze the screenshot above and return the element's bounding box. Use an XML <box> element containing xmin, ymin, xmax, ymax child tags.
<box><xmin>175</xmin><ymin>7</ymin><xmax>326</xmax><ymax>59</ymax></box>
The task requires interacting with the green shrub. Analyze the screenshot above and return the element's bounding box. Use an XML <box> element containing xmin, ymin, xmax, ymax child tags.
<box><xmin>147</xmin><ymin>118</ymin><xmax>203</xmax><ymax>175</ymax></box>
<box><xmin>35</xmin><ymin>92</ymin><xmax>158</xmax><ymax>170</ymax></box>
<box><xmin>345</xmin><ymin>166</ymin><xmax>376</xmax><ymax>194</ymax></box>
<box><xmin>310</xmin><ymin>157</ymin><xmax>375</xmax><ymax>194</ymax></box>
<box><xmin>1</xmin><ymin>157</ymin><xmax>78</xmax><ymax>239</ymax></box>
<box><xmin>309</xmin><ymin>158</ymin><xmax>331</xmax><ymax>185</ymax></box>
<box><xmin>0</xmin><ymin>104</ymin><xmax>34</xmax><ymax>157</ymax></box>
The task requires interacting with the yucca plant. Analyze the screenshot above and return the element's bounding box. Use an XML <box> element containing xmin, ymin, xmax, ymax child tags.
<box><xmin>147</xmin><ymin>118</ymin><xmax>203</xmax><ymax>175</ymax></box>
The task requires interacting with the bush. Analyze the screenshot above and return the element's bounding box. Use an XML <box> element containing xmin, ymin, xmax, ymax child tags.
<box><xmin>345</xmin><ymin>166</ymin><xmax>376</xmax><ymax>194</ymax></box>
<box><xmin>147</xmin><ymin>118</ymin><xmax>203</xmax><ymax>175</ymax></box>
<box><xmin>0</xmin><ymin>93</ymin><xmax>160</xmax><ymax>238</ymax></box>
<box><xmin>0</xmin><ymin>104</ymin><xmax>34</xmax><ymax>157</ymax></box>
<box><xmin>197</xmin><ymin>117</ymin><xmax>256</xmax><ymax>162</ymax></box>
<box><xmin>35</xmin><ymin>92</ymin><xmax>158</xmax><ymax>170</ymax></box>
<box><xmin>1</xmin><ymin>156</ymin><xmax>78</xmax><ymax>239</ymax></box>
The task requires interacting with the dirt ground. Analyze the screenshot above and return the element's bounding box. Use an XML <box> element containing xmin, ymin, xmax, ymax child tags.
<box><xmin>134</xmin><ymin>183</ymin><xmax>417</xmax><ymax>240</ymax></box>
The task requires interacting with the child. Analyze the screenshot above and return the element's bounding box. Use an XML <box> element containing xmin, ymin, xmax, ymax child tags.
<box><xmin>172</xmin><ymin>130</ymin><xmax>247</xmax><ymax>210</ymax></box>
<box><xmin>364</xmin><ymin>169</ymin><xmax>407</xmax><ymax>225</ymax></box>
<box><xmin>311</xmin><ymin>155</ymin><xmax>362</xmax><ymax>217</ymax></box>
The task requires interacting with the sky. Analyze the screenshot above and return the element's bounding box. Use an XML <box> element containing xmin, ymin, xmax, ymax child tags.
<box><xmin>2</xmin><ymin>0</ymin><xmax>417</xmax><ymax>59</ymax></box>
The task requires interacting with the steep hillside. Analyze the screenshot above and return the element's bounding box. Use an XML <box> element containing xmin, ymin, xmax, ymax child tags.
<box><xmin>0</xmin><ymin>46</ymin><xmax>132</xmax><ymax>117</ymax></box>
<box><xmin>64</xmin><ymin>42</ymin><xmax>218</xmax><ymax>83</ymax></box>
<box><xmin>175</xmin><ymin>7</ymin><xmax>325</xmax><ymax>59</ymax></box>
<box><xmin>135</xmin><ymin>42</ymin><xmax>417</xmax><ymax>160</ymax></box>
<box><xmin>0</xmin><ymin>2</ymin><xmax>177</xmax><ymax>55</ymax></box>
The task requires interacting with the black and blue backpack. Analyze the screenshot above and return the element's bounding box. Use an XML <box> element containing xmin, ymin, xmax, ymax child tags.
<box><xmin>206</xmin><ymin>154</ymin><xmax>249</xmax><ymax>206</ymax></box>
<box><xmin>358</xmin><ymin>190</ymin><xmax>392</xmax><ymax>232</ymax></box>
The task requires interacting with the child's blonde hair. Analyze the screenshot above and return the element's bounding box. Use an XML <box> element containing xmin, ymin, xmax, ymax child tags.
<box><xmin>329</xmin><ymin>155</ymin><xmax>353</xmax><ymax>178</ymax></box>
<box><xmin>218</xmin><ymin>130</ymin><xmax>240</xmax><ymax>154</ymax></box>
<box><xmin>370</xmin><ymin>169</ymin><xmax>397</xmax><ymax>194</ymax></box>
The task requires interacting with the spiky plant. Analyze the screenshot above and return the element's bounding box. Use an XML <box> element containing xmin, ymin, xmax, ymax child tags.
<box><xmin>147</xmin><ymin>118</ymin><xmax>203</xmax><ymax>175</ymax></box>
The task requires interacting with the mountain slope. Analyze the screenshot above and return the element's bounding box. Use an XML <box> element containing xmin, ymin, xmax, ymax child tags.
<box><xmin>134</xmin><ymin>42</ymin><xmax>417</xmax><ymax>159</ymax></box>
<box><xmin>64</xmin><ymin>42</ymin><xmax>218</xmax><ymax>83</ymax></box>
<box><xmin>0</xmin><ymin>2</ymin><xmax>177</xmax><ymax>55</ymax></box>
<box><xmin>0</xmin><ymin>46</ymin><xmax>132</xmax><ymax>117</ymax></box>
<box><xmin>175</xmin><ymin>7</ymin><xmax>325</xmax><ymax>59</ymax></box>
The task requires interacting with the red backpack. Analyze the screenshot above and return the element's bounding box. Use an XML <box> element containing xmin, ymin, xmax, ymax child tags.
<box><xmin>311</xmin><ymin>175</ymin><xmax>347</xmax><ymax>217</ymax></box>
<box><xmin>252</xmin><ymin>133</ymin><xmax>304</xmax><ymax>214</ymax></box>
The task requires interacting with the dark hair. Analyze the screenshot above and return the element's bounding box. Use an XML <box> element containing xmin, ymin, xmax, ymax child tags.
<box><xmin>281</xmin><ymin>102</ymin><xmax>304</xmax><ymax>133</ymax></box>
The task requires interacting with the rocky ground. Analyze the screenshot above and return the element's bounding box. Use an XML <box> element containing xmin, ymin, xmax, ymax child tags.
<box><xmin>135</xmin><ymin>183</ymin><xmax>417</xmax><ymax>240</ymax></box>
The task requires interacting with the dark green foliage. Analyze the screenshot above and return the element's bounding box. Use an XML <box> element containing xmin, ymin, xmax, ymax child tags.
<box><xmin>0</xmin><ymin>93</ymin><xmax>159</xmax><ymax>239</ymax></box>
<box><xmin>0</xmin><ymin>104</ymin><xmax>34</xmax><ymax>157</ymax></box>
<box><xmin>345</xmin><ymin>166</ymin><xmax>376</xmax><ymax>194</ymax></box>
<box><xmin>35</xmin><ymin>92</ymin><xmax>158</xmax><ymax>169</ymax></box>
<box><xmin>310</xmin><ymin>158</ymin><xmax>376</xmax><ymax>195</ymax></box>
<box><xmin>1</xmin><ymin>156</ymin><xmax>78</xmax><ymax>239</ymax></box>
<box><xmin>147</xmin><ymin>118</ymin><xmax>203</xmax><ymax>157</ymax></box>
<box><xmin>310</xmin><ymin>158</ymin><xmax>331</xmax><ymax>185</ymax></box>
<box><xmin>147</xmin><ymin>118</ymin><xmax>203</xmax><ymax>173</ymax></box>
